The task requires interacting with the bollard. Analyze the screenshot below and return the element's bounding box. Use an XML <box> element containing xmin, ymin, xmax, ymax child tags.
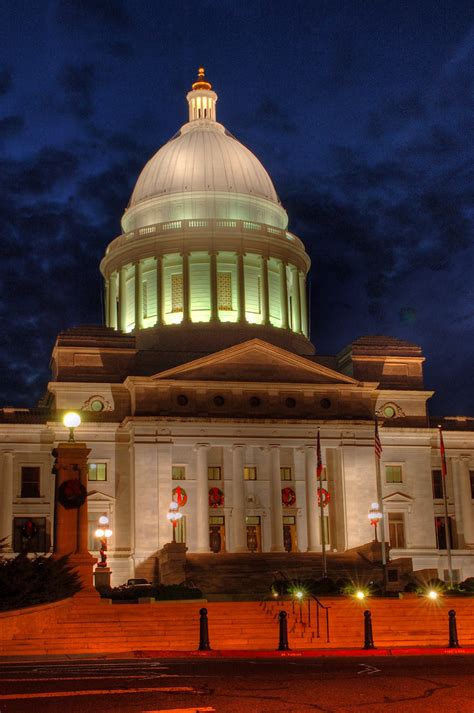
<box><xmin>363</xmin><ymin>610</ymin><xmax>375</xmax><ymax>649</ymax></box>
<box><xmin>278</xmin><ymin>610</ymin><xmax>290</xmax><ymax>651</ymax></box>
<box><xmin>448</xmin><ymin>609</ymin><xmax>460</xmax><ymax>649</ymax></box>
<box><xmin>198</xmin><ymin>607</ymin><xmax>211</xmax><ymax>651</ymax></box>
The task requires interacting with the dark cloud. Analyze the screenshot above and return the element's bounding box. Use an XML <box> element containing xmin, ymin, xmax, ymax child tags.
<box><xmin>56</xmin><ymin>0</ymin><xmax>131</xmax><ymax>32</ymax></box>
<box><xmin>58</xmin><ymin>63</ymin><xmax>96</xmax><ymax>119</ymax></box>
<box><xmin>2</xmin><ymin>147</ymin><xmax>79</xmax><ymax>195</ymax></box>
<box><xmin>0</xmin><ymin>66</ymin><xmax>12</xmax><ymax>95</ymax></box>
<box><xmin>0</xmin><ymin>115</ymin><xmax>24</xmax><ymax>140</ymax></box>
<box><xmin>254</xmin><ymin>99</ymin><xmax>297</xmax><ymax>134</ymax></box>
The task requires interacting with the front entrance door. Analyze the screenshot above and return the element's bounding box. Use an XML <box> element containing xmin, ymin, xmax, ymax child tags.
<box><xmin>209</xmin><ymin>515</ymin><xmax>225</xmax><ymax>553</ymax></box>
<box><xmin>283</xmin><ymin>515</ymin><xmax>297</xmax><ymax>552</ymax></box>
<box><xmin>246</xmin><ymin>515</ymin><xmax>262</xmax><ymax>552</ymax></box>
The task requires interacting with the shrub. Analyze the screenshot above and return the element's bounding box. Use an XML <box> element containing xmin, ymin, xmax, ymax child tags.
<box><xmin>459</xmin><ymin>577</ymin><xmax>474</xmax><ymax>592</ymax></box>
<box><xmin>0</xmin><ymin>554</ymin><xmax>81</xmax><ymax>611</ymax></box>
<box><xmin>99</xmin><ymin>583</ymin><xmax>202</xmax><ymax>601</ymax></box>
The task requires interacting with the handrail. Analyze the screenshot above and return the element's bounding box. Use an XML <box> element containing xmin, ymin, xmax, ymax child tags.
<box><xmin>269</xmin><ymin>572</ymin><xmax>331</xmax><ymax>643</ymax></box>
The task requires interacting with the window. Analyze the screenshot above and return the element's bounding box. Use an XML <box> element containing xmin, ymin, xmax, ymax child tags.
<box><xmin>21</xmin><ymin>466</ymin><xmax>40</xmax><ymax>498</ymax></box>
<box><xmin>435</xmin><ymin>516</ymin><xmax>456</xmax><ymax>550</ymax></box>
<box><xmin>319</xmin><ymin>516</ymin><xmax>329</xmax><ymax>545</ymax></box>
<box><xmin>88</xmin><ymin>513</ymin><xmax>102</xmax><ymax>551</ymax></box>
<box><xmin>385</xmin><ymin>465</ymin><xmax>402</xmax><ymax>484</ymax></box>
<box><xmin>388</xmin><ymin>512</ymin><xmax>405</xmax><ymax>548</ymax></box>
<box><xmin>172</xmin><ymin>466</ymin><xmax>186</xmax><ymax>480</ymax></box>
<box><xmin>432</xmin><ymin>469</ymin><xmax>443</xmax><ymax>499</ymax></box>
<box><xmin>316</xmin><ymin>466</ymin><xmax>327</xmax><ymax>481</ymax></box>
<box><xmin>470</xmin><ymin>471</ymin><xmax>474</xmax><ymax>499</ymax></box>
<box><xmin>244</xmin><ymin>466</ymin><xmax>257</xmax><ymax>481</ymax></box>
<box><xmin>175</xmin><ymin>515</ymin><xmax>186</xmax><ymax>543</ymax></box>
<box><xmin>88</xmin><ymin>463</ymin><xmax>107</xmax><ymax>481</ymax></box>
<box><xmin>171</xmin><ymin>273</ymin><xmax>183</xmax><ymax>312</ymax></box>
<box><xmin>208</xmin><ymin>466</ymin><xmax>222</xmax><ymax>481</ymax></box>
<box><xmin>13</xmin><ymin>517</ymin><xmax>48</xmax><ymax>553</ymax></box>
<box><xmin>217</xmin><ymin>272</ymin><xmax>232</xmax><ymax>310</ymax></box>
<box><xmin>280</xmin><ymin>467</ymin><xmax>292</xmax><ymax>481</ymax></box>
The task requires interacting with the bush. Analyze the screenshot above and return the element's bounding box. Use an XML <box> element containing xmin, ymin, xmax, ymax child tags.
<box><xmin>0</xmin><ymin>554</ymin><xmax>81</xmax><ymax>611</ymax></box>
<box><xmin>459</xmin><ymin>577</ymin><xmax>474</xmax><ymax>592</ymax></box>
<box><xmin>99</xmin><ymin>582</ymin><xmax>203</xmax><ymax>601</ymax></box>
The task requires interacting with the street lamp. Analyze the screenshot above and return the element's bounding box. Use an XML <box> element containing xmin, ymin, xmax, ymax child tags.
<box><xmin>63</xmin><ymin>411</ymin><xmax>81</xmax><ymax>442</ymax></box>
<box><xmin>166</xmin><ymin>501</ymin><xmax>183</xmax><ymax>543</ymax></box>
<box><xmin>94</xmin><ymin>514</ymin><xmax>113</xmax><ymax>568</ymax></box>
<box><xmin>368</xmin><ymin>502</ymin><xmax>382</xmax><ymax>542</ymax></box>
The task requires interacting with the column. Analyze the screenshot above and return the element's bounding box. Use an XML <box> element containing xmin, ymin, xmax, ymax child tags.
<box><xmin>157</xmin><ymin>442</ymin><xmax>172</xmax><ymax>548</ymax></box>
<box><xmin>195</xmin><ymin>444</ymin><xmax>210</xmax><ymax>552</ymax></box>
<box><xmin>232</xmin><ymin>445</ymin><xmax>247</xmax><ymax>551</ymax></box>
<box><xmin>292</xmin><ymin>267</ymin><xmax>301</xmax><ymax>333</ymax></box>
<box><xmin>109</xmin><ymin>272</ymin><xmax>118</xmax><ymax>329</ymax></box>
<box><xmin>210</xmin><ymin>252</ymin><xmax>218</xmax><ymax>322</ymax></box>
<box><xmin>452</xmin><ymin>458</ymin><xmax>464</xmax><ymax>543</ymax></box>
<box><xmin>156</xmin><ymin>256</ymin><xmax>163</xmax><ymax>326</ymax></box>
<box><xmin>134</xmin><ymin>260</ymin><xmax>143</xmax><ymax>330</ymax></box>
<box><xmin>119</xmin><ymin>267</ymin><xmax>127</xmax><ymax>332</ymax></box>
<box><xmin>237</xmin><ymin>252</ymin><xmax>245</xmax><ymax>323</ymax></box>
<box><xmin>261</xmin><ymin>256</ymin><xmax>270</xmax><ymax>326</ymax></box>
<box><xmin>0</xmin><ymin>451</ymin><xmax>14</xmax><ymax>548</ymax></box>
<box><xmin>104</xmin><ymin>279</ymin><xmax>110</xmax><ymax>327</ymax></box>
<box><xmin>182</xmin><ymin>252</ymin><xmax>190</xmax><ymax>323</ymax></box>
<box><xmin>133</xmin><ymin>443</ymin><xmax>159</xmax><ymax>556</ymax></box>
<box><xmin>299</xmin><ymin>271</ymin><xmax>308</xmax><ymax>337</ymax></box>
<box><xmin>459</xmin><ymin>457</ymin><xmax>474</xmax><ymax>547</ymax></box>
<box><xmin>280</xmin><ymin>261</ymin><xmax>289</xmax><ymax>329</ymax></box>
<box><xmin>270</xmin><ymin>445</ymin><xmax>284</xmax><ymax>551</ymax></box>
<box><xmin>305</xmin><ymin>446</ymin><xmax>320</xmax><ymax>550</ymax></box>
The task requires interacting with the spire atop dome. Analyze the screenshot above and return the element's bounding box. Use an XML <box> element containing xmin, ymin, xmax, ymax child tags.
<box><xmin>187</xmin><ymin>66</ymin><xmax>218</xmax><ymax>122</ymax></box>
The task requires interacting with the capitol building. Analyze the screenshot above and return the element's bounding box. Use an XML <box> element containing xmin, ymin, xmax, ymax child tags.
<box><xmin>1</xmin><ymin>70</ymin><xmax>473</xmax><ymax>586</ymax></box>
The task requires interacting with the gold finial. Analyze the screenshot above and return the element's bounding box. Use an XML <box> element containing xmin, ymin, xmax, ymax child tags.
<box><xmin>192</xmin><ymin>66</ymin><xmax>212</xmax><ymax>91</ymax></box>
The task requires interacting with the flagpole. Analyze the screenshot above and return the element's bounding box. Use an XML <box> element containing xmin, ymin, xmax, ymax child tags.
<box><xmin>374</xmin><ymin>417</ymin><xmax>387</xmax><ymax>586</ymax></box>
<box><xmin>438</xmin><ymin>425</ymin><xmax>453</xmax><ymax>588</ymax></box>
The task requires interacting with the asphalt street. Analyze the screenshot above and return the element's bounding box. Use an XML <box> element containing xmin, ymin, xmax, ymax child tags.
<box><xmin>0</xmin><ymin>656</ymin><xmax>473</xmax><ymax>712</ymax></box>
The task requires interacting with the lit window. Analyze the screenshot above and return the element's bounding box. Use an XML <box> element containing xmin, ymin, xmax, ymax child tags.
<box><xmin>244</xmin><ymin>466</ymin><xmax>257</xmax><ymax>481</ymax></box>
<box><xmin>88</xmin><ymin>463</ymin><xmax>107</xmax><ymax>481</ymax></box>
<box><xmin>142</xmin><ymin>281</ymin><xmax>148</xmax><ymax>318</ymax></box>
<box><xmin>171</xmin><ymin>273</ymin><xmax>183</xmax><ymax>312</ymax></box>
<box><xmin>280</xmin><ymin>467</ymin><xmax>292</xmax><ymax>481</ymax></box>
<box><xmin>172</xmin><ymin>466</ymin><xmax>186</xmax><ymax>480</ymax></box>
<box><xmin>385</xmin><ymin>465</ymin><xmax>402</xmax><ymax>484</ymax></box>
<box><xmin>388</xmin><ymin>512</ymin><xmax>405</xmax><ymax>548</ymax></box>
<box><xmin>432</xmin><ymin>469</ymin><xmax>443</xmax><ymax>499</ymax></box>
<box><xmin>208</xmin><ymin>466</ymin><xmax>222</xmax><ymax>481</ymax></box>
<box><xmin>21</xmin><ymin>466</ymin><xmax>40</xmax><ymax>498</ymax></box>
<box><xmin>217</xmin><ymin>272</ymin><xmax>232</xmax><ymax>310</ymax></box>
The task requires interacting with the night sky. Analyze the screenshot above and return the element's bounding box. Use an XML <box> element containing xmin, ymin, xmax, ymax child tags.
<box><xmin>1</xmin><ymin>1</ymin><xmax>473</xmax><ymax>416</ymax></box>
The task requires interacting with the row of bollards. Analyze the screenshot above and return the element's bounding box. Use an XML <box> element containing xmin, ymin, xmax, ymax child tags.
<box><xmin>363</xmin><ymin>608</ymin><xmax>461</xmax><ymax>650</ymax></box>
<box><xmin>199</xmin><ymin>606</ymin><xmax>461</xmax><ymax>652</ymax></box>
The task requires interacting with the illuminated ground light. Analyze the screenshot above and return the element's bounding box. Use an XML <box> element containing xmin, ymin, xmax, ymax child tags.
<box><xmin>355</xmin><ymin>590</ymin><xmax>366</xmax><ymax>600</ymax></box>
<box><xmin>427</xmin><ymin>590</ymin><xmax>439</xmax><ymax>600</ymax></box>
<box><xmin>295</xmin><ymin>590</ymin><xmax>304</xmax><ymax>600</ymax></box>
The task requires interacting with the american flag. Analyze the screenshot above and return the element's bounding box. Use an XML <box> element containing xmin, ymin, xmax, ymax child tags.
<box><xmin>316</xmin><ymin>429</ymin><xmax>323</xmax><ymax>480</ymax></box>
<box><xmin>438</xmin><ymin>425</ymin><xmax>447</xmax><ymax>479</ymax></box>
<box><xmin>374</xmin><ymin>416</ymin><xmax>382</xmax><ymax>459</ymax></box>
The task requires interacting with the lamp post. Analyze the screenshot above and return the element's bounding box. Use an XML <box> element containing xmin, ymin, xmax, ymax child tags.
<box><xmin>166</xmin><ymin>501</ymin><xmax>183</xmax><ymax>542</ymax></box>
<box><xmin>368</xmin><ymin>502</ymin><xmax>382</xmax><ymax>542</ymax></box>
<box><xmin>63</xmin><ymin>411</ymin><xmax>81</xmax><ymax>442</ymax></box>
<box><xmin>94</xmin><ymin>515</ymin><xmax>113</xmax><ymax>568</ymax></box>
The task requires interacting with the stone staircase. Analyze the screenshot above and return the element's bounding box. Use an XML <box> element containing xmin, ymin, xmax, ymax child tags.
<box><xmin>185</xmin><ymin>552</ymin><xmax>384</xmax><ymax>599</ymax></box>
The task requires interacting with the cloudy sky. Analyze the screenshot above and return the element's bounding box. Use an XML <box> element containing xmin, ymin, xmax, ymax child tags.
<box><xmin>0</xmin><ymin>0</ymin><xmax>473</xmax><ymax>415</ymax></box>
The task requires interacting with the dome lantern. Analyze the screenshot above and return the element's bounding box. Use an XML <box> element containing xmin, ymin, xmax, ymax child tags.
<box><xmin>186</xmin><ymin>67</ymin><xmax>218</xmax><ymax>122</ymax></box>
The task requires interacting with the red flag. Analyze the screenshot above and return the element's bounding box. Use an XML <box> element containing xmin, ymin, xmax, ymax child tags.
<box><xmin>438</xmin><ymin>425</ymin><xmax>447</xmax><ymax>479</ymax></box>
<box><xmin>374</xmin><ymin>416</ymin><xmax>382</xmax><ymax>459</ymax></box>
<box><xmin>316</xmin><ymin>429</ymin><xmax>323</xmax><ymax>480</ymax></box>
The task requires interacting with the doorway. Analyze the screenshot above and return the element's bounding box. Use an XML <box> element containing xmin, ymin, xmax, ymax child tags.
<box><xmin>283</xmin><ymin>515</ymin><xmax>297</xmax><ymax>552</ymax></box>
<box><xmin>246</xmin><ymin>515</ymin><xmax>262</xmax><ymax>552</ymax></box>
<box><xmin>209</xmin><ymin>515</ymin><xmax>225</xmax><ymax>553</ymax></box>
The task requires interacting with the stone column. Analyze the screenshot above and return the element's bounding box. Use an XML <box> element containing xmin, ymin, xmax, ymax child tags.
<box><xmin>292</xmin><ymin>266</ymin><xmax>301</xmax><ymax>334</ymax></box>
<box><xmin>261</xmin><ymin>256</ymin><xmax>270</xmax><ymax>325</ymax></box>
<box><xmin>156</xmin><ymin>255</ymin><xmax>163</xmax><ymax>326</ymax></box>
<box><xmin>210</xmin><ymin>252</ymin><xmax>218</xmax><ymax>322</ymax></box>
<box><xmin>280</xmin><ymin>261</ymin><xmax>289</xmax><ymax>329</ymax></box>
<box><xmin>237</xmin><ymin>252</ymin><xmax>245</xmax><ymax>323</ymax></box>
<box><xmin>109</xmin><ymin>272</ymin><xmax>118</xmax><ymax>329</ymax></box>
<box><xmin>182</xmin><ymin>252</ymin><xmax>190</xmax><ymax>323</ymax></box>
<box><xmin>104</xmin><ymin>278</ymin><xmax>110</xmax><ymax>327</ymax></box>
<box><xmin>269</xmin><ymin>445</ymin><xmax>284</xmax><ymax>551</ymax></box>
<box><xmin>195</xmin><ymin>444</ymin><xmax>210</xmax><ymax>552</ymax></box>
<box><xmin>232</xmin><ymin>444</ymin><xmax>247</xmax><ymax>551</ymax></box>
<box><xmin>0</xmin><ymin>451</ymin><xmax>14</xmax><ymax>548</ymax></box>
<box><xmin>459</xmin><ymin>457</ymin><xmax>474</xmax><ymax>547</ymax></box>
<box><xmin>119</xmin><ymin>267</ymin><xmax>127</xmax><ymax>332</ymax></box>
<box><xmin>305</xmin><ymin>446</ymin><xmax>320</xmax><ymax>550</ymax></box>
<box><xmin>299</xmin><ymin>271</ymin><xmax>308</xmax><ymax>337</ymax></box>
<box><xmin>157</xmin><ymin>442</ymin><xmax>173</xmax><ymax>548</ymax></box>
<box><xmin>134</xmin><ymin>260</ymin><xmax>143</xmax><ymax>330</ymax></box>
<box><xmin>133</xmin><ymin>443</ymin><xmax>159</xmax><ymax>567</ymax></box>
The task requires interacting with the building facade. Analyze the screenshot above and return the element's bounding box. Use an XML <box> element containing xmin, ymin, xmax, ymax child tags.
<box><xmin>1</xmin><ymin>70</ymin><xmax>473</xmax><ymax>585</ymax></box>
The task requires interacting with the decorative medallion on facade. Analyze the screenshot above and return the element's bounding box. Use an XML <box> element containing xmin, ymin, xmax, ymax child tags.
<box><xmin>82</xmin><ymin>395</ymin><xmax>113</xmax><ymax>412</ymax></box>
<box><xmin>376</xmin><ymin>402</ymin><xmax>405</xmax><ymax>419</ymax></box>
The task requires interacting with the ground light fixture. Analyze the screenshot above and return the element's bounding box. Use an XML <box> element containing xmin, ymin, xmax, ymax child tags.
<box><xmin>63</xmin><ymin>411</ymin><xmax>81</xmax><ymax>442</ymax></box>
<box><xmin>427</xmin><ymin>590</ymin><xmax>439</xmax><ymax>600</ymax></box>
<box><xmin>295</xmin><ymin>590</ymin><xmax>304</xmax><ymax>600</ymax></box>
<box><xmin>356</xmin><ymin>590</ymin><xmax>366</xmax><ymax>600</ymax></box>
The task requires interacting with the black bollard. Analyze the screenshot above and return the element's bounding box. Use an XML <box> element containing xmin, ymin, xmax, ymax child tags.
<box><xmin>278</xmin><ymin>610</ymin><xmax>290</xmax><ymax>651</ymax></box>
<box><xmin>198</xmin><ymin>607</ymin><xmax>211</xmax><ymax>651</ymax></box>
<box><xmin>448</xmin><ymin>609</ymin><xmax>460</xmax><ymax>649</ymax></box>
<box><xmin>363</xmin><ymin>610</ymin><xmax>375</xmax><ymax>649</ymax></box>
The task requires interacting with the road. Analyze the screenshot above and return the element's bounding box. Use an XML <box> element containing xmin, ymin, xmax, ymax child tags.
<box><xmin>0</xmin><ymin>656</ymin><xmax>473</xmax><ymax>712</ymax></box>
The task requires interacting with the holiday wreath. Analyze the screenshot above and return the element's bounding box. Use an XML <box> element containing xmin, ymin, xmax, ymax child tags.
<box><xmin>58</xmin><ymin>478</ymin><xmax>87</xmax><ymax>509</ymax></box>
<box><xmin>209</xmin><ymin>487</ymin><xmax>224</xmax><ymax>508</ymax></box>
<box><xmin>281</xmin><ymin>487</ymin><xmax>296</xmax><ymax>506</ymax></box>
<box><xmin>172</xmin><ymin>486</ymin><xmax>187</xmax><ymax>506</ymax></box>
<box><xmin>317</xmin><ymin>487</ymin><xmax>330</xmax><ymax>507</ymax></box>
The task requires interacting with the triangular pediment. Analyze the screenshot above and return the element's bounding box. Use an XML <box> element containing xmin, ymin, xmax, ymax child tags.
<box><xmin>383</xmin><ymin>491</ymin><xmax>413</xmax><ymax>503</ymax></box>
<box><xmin>87</xmin><ymin>490</ymin><xmax>116</xmax><ymax>502</ymax></box>
<box><xmin>152</xmin><ymin>339</ymin><xmax>359</xmax><ymax>385</ymax></box>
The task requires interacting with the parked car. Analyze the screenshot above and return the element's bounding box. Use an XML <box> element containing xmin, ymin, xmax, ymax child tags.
<box><xmin>120</xmin><ymin>578</ymin><xmax>151</xmax><ymax>589</ymax></box>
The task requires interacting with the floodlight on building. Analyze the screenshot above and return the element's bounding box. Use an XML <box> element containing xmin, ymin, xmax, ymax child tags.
<box><xmin>63</xmin><ymin>412</ymin><xmax>81</xmax><ymax>442</ymax></box>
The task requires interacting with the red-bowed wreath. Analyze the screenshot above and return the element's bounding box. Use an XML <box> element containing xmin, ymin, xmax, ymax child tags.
<box><xmin>317</xmin><ymin>487</ymin><xmax>330</xmax><ymax>507</ymax></box>
<box><xmin>58</xmin><ymin>478</ymin><xmax>87</xmax><ymax>509</ymax></box>
<box><xmin>209</xmin><ymin>487</ymin><xmax>224</xmax><ymax>508</ymax></box>
<box><xmin>281</xmin><ymin>487</ymin><xmax>296</xmax><ymax>507</ymax></box>
<box><xmin>172</xmin><ymin>486</ymin><xmax>188</xmax><ymax>507</ymax></box>
<box><xmin>21</xmin><ymin>520</ymin><xmax>38</xmax><ymax>540</ymax></box>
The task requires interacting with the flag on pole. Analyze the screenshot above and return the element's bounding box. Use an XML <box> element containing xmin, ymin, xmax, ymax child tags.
<box><xmin>316</xmin><ymin>429</ymin><xmax>323</xmax><ymax>480</ymax></box>
<box><xmin>374</xmin><ymin>416</ymin><xmax>382</xmax><ymax>459</ymax></box>
<box><xmin>438</xmin><ymin>425</ymin><xmax>447</xmax><ymax>479</ymax></box>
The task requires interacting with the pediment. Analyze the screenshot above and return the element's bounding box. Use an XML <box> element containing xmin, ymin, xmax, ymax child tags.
<box><xmin>152</xmin><ymin>339</ymin><xmax>359</xmax><ymax>385</ymax></box>
<box><xmin>383</xmin><ymin>491</ymin><xmax>413</xmax><ymax>503</ymax></box>
<box><xmin>87</xmin><ymin>490</ymin><xmax>116</xmax><ymax>502</ymax></box>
